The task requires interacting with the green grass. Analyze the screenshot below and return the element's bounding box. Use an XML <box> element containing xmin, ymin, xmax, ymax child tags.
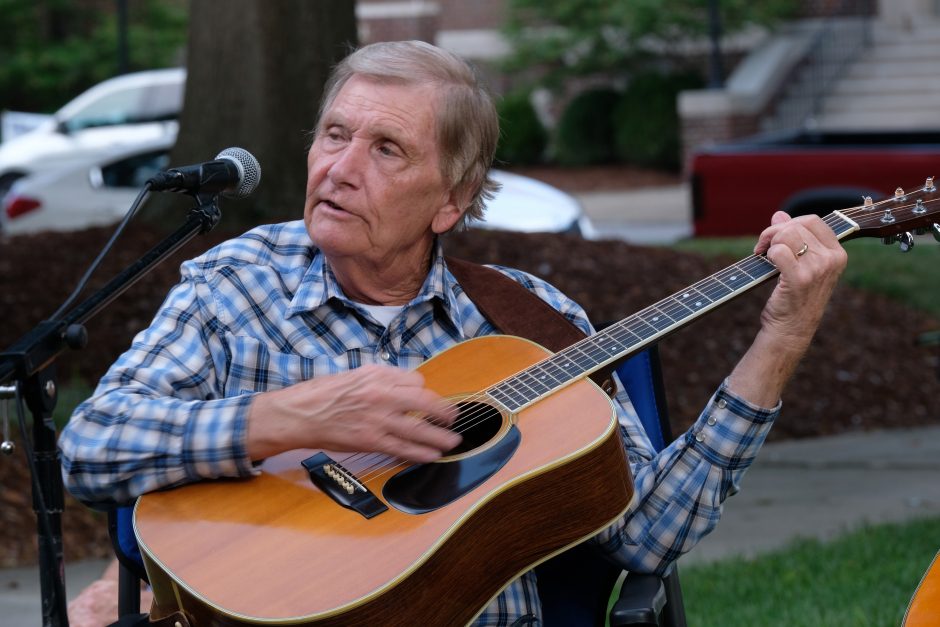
<box><xmin>671</xmin><ymin>236</ymin><xmax>940</xmax><ymax>318</ymax></box>
<box><xmin>679</xmin><ymin>516</ymin><xmax>940</xmax><ymax>627</ymax></box>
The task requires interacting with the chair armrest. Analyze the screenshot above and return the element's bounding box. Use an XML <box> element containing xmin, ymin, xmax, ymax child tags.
<box><xmin>609</xmin><ymin>572</ymin><xmax>667</xmax><ymax>626</ymax></box>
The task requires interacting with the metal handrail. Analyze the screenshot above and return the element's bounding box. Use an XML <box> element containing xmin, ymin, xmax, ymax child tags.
<box><xmin>769</xmin><ymin>0</ymin><xmax>874</xmax><ymax>131</ymax></box>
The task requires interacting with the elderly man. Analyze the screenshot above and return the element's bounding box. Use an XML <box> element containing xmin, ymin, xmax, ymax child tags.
<box><xmin>59</xmin><ymin>40</ymin><xmax>846</xmax><ymax>625</ymax></box>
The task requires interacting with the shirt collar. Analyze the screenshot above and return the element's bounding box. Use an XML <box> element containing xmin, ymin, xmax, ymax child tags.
<box><xmin>285</xmin><ymin>239</ymin><xmax>463</xmax><ymax>329</ymax></box>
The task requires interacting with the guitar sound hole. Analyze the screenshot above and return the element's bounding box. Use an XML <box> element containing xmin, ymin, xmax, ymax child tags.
<box><xmin>446</xmin><ymin>401</ymin><xmax>502</xmax><ymax>455</ymax></box>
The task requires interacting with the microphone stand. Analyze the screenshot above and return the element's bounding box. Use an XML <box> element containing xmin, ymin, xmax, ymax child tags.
<box><xmin>0</xmin><ymin>192</ymin><xmax>223</xmax><ymax>627</ymax></box>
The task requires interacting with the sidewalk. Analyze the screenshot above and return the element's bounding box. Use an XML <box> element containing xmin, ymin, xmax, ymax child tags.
<box><xmin>684</xmin><ymin>425</ymin><xmax>940</xmax><ymax>565</ymax></box>
<box><xmin>3</xmin><ymin>426</ymin><xmax>938</xmax><ymax>625</ymax></box>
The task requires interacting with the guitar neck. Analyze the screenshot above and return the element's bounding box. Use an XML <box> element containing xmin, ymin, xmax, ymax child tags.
<box><xmin>485</xmin><ymin>210</ymin><xmax>861</xmax><ymax>412</ymax></box>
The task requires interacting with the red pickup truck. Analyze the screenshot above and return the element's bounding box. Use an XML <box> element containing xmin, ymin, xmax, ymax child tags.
<box><xmin>690</xmin><ymin>130</ymin><xmax>940</xmax><ymax>236</ymax></box>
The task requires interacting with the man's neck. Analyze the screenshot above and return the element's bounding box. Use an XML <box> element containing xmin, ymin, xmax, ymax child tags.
<box><xmin>327</xmin><ymin>242</ymin><xmax>435</xmax><ymax>306</ymax></box>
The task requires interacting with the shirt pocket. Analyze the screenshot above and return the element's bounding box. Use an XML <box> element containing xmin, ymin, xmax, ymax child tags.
<box><xmin>224</xmin><ymin>335</ymin><xmax>345</xmax><ymax>396</ymax></box>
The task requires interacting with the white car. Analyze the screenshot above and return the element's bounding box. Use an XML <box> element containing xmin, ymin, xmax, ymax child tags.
<box><xmin>477</xmin><ymin>169</ymin><xmax>593</xmax><ymax>236</ymax></box>
<box><xmin>0</xmin><ymin>138</ymin><xmax>173</xmax><ymax>235</ymax></box>
<box><xmin>0</xmin><ymin>139</ymin><xmax>592</xmax><ymax>237</ymax></box>
<box><xmin>0</xmin><ymin>68</ymin><xmax>185</xmax><ymax>198</ymax></box>
<box><xmin>0</xmin><ymin>67</ymin><xmax>594</xmax><ymax>237</ymax></box>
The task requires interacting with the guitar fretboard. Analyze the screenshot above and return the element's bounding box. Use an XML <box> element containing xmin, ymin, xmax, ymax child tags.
<box><xmin>486</xmin><ymin>211</ymin><xmax>859</xmax><ymax>412</ymax></box>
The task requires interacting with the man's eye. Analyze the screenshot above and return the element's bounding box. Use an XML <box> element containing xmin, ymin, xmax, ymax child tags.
<box><xmin>378</xmin><ymin>143</ymin><xmax>400</xmax><ymax>157</ymax></box>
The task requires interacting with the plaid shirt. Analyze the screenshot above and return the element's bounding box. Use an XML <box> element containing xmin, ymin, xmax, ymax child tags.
<box><xmin>60</xmin><ymin>220</ymin><xmax>780</xmax><ymax>626</ymax></box>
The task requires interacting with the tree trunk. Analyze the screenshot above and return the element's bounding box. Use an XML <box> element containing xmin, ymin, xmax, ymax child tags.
<box><xmin>158</xmin><ymin>0</ymin><xmax>357</xmax><ymax>227</ymax></box>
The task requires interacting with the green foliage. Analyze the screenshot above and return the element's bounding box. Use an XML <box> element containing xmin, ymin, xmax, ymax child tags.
<box><xmin>495</xmin><ymin>90</ymin><xmax>548</xmax><ymax>166</ymax></box>
<box><xmin>0</xmin><ymin>0</ymin><xmax>187</xmax><ymax>114</ymax></box>
<box><xmin>503</xmin><ymin>0</ymin><xmax>798</xmax><ymax>85</ymax></box>
<box><xmin>554</xmin><ymin>87</ymin><xmax>621</xmax><ymax>166</ymax></box>
<box><xmin>680</xmin><ymin>517</ymin><xmax>940</xmax><ymax>627</ymax></box>
<box><xmin>614</xmin><ymin>71</ymin><xmax>703</xmax><ymax>171</ymax></box>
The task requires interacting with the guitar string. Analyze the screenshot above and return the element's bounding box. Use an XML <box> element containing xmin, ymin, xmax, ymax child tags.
<box><xmin>343</xmin><ymin>215</ymin><xmax>864</xmax><ymax>484</ymax></box>
<box><xmin>341</xmin><ymin>197</ymin><xmax>929</xmax><ymax>485</ymax></box>
<box><xmin>336</xmin><ymin>193</ymin><xmax>940</xmax><ymax>484</ymax></box>
<box><xmin>348</xmin><ymin>249</ymin><xmax>794</xmax><ymax>484</ymax></box>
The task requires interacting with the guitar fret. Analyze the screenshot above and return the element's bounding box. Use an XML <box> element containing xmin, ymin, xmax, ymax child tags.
<box><xmin>606</xmin><ymin>322</ymin><xmax>643</xmax><ymax>346</ymax></box>
<box><xmin>593</xmin><ymin>331</ymin><xmax>629</xmax><ymax>355</ymax></box>
<box><xmin>529</xmin><ymin>363</ymin><xmax>565</xmax><ymax>388</ymax></box>
<box><xmin>624</xmin><ymin>317</ymin><xmax>658</xmax><ymax>339</ymax></box>
<box><xmin>676</xmin><ymin>285</ymin><xmax>716</xmax><ymax>311</ymax></box>
<box><xmin>489</xmin><ymin>386</ymin><xmax>524</xmax><ymax>411</ymax></box>
<box><xmin>695</xmin><ymin>276</ymin><xmax>733</xmax><ymax>301</ymax></box>
<box><xmin>552</xmin><ymin>353</ymin><xmax>588</xmax><ymax>378</ymax></box>
<box><xmin>514</xmin><ymin>370</ymin><xmax>552</xmax><ymax>396</ymax></box>
<box><xmin>639</xmin><ymin>308</ymin><xmax>675</xmax><ymax>332</ymax></box>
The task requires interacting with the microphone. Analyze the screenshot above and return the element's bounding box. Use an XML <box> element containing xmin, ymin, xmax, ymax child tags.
<box><xmin>148</xmin><ymin>147</ymin><xmax>261</xmax><ymax>198</ymax></box>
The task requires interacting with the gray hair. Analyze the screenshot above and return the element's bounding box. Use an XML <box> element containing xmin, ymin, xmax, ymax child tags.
<box><xmin>317</xmin><ymin>40</ymin><xmax>499</xmax><ymax>228</ymax></box>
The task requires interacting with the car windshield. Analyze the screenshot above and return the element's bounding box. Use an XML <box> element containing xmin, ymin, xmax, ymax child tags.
<box><xmin>62</xmin><ymin>81</ymin><xmax>183</xmax><ymax>132</ymax></box>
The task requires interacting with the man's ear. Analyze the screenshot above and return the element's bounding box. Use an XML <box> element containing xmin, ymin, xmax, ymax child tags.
<box><xmin>431</xmin><ymin>186</ymin><xmax>471</xmax><ymax>234</ymax></box>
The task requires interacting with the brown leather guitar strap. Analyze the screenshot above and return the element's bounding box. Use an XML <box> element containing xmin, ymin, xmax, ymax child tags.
<box><xmin>445</xmin><ymin>255</ymin><xmax>617</xmax><ymax>396</ymax></box>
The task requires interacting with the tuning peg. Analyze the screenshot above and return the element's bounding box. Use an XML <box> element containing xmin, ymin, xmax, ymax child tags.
<box><xmin>863</xmin><ymin>196</ymin><xmax>874</xmax><ymax>208</ymax></box>
<box><xmin>894</xmin><ymin>187</ymin><xmax>906</xmax><ymax>201</ymax></box>
<box><xmin>925</xmin><ymin>176</ymin><xmax>936</xmax><ymax>191</ymax></box>
<box><xmin>897</xmin><ymin>232</ymin><xmax>915</xmax><ymax>252</ymax></box>
<box><xmin>914</xmin><ymin>199</ymin><xmax>927</xmax><ymax>214</ymax></box>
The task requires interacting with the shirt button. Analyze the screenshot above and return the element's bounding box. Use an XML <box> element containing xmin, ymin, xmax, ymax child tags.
<box><xmin>380</xmin><ymin>350</ymin><xmax>391</xmax><ymax>361</ymax></box>
<box><xmin>695</xmin><ymin>433</ymin><xmax>705</xmax><ymax>443</ymax></box>
<box><xmin>717</xmin><ymin>399</ymin><xmax>727</xmax><ymax>409</ymax></box>
<box><xmin>707</xmin><ymin>416</ymin><xmax>717</xmax><ymax>426</ymax></box>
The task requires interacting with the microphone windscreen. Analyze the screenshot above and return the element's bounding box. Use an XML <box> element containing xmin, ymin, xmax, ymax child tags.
<box><xmin>216</xmin><ymin>147</ymin><xmax>261</xmax><ymax>198</ymax></box>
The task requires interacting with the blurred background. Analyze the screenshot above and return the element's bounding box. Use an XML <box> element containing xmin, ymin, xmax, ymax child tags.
<box><xmin>0</xmin><ymin>2</ymin><xmax>938</xmax><ymax>626</ymax></box>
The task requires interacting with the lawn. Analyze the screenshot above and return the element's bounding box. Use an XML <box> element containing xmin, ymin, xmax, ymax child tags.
<box><xmin>677</xmin><ymin>516</ymin><xmax>940</xmax><ymax>627</ymax></box>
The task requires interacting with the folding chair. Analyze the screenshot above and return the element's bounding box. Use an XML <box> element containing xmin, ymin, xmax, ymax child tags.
<box><xmin>107</xmin><ymin>506</ymin><xmax>149</xmax><ymax>627</ymax></box>
<box><xmin>108</xmin><ymin>346</ymin><xmax>686</xmax><ymax>627</ymax></box>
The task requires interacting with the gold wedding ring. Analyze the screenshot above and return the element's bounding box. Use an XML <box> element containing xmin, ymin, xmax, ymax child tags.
<box><xmin>796</xmin><ymin>242</ymin><xmax>808</xmax><ymax>257</ymax></box>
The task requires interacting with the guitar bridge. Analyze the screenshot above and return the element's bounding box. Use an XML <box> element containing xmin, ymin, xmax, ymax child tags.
<box><xmin>301</xmin><ymin>452</ymin><xmax>388</xmax><ymax>519</ymax></box>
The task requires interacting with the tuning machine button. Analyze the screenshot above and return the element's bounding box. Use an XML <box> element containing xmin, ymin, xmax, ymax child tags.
<box><xmin>897</xmin><ymin>231</ymin><xmax>915</xmax><ymax>252</ymax></box>
<box><xmin>932</xmin><ymin>223</ymin><xmax>940</xmax><ymax>242</ymax></box>
<box><xmin>882</xmin><ymin>232</ymin><xmax>915</xmax><ymax>251</ymax></box>
<box><xmin>925</xmin><ymin>176</ymin><xmax>936</xmax><ymax>191</ymax></box>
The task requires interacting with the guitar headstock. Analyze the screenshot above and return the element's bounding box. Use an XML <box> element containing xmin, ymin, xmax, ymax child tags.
<box><xmin>840</xmin><ymin>177</ymin><xmax>940</xmax><ymax>246</ymax></box>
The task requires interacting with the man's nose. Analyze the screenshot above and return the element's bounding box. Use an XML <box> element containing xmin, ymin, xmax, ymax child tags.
<box><xmin>326</xmin><ymin>140</ymin><xmax>366</xmax><ymax>188</ymax></box>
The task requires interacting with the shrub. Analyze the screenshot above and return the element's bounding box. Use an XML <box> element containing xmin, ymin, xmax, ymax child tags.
<box><xmin>495</xmin><ymin>90</ymin><xmax>547</xmax><ymax>166</ymax></box>
<box><xmin>613</xmin><ymin>71</ymin><xmax>703</xmax><ymax>171</ymax></box>
<box><xmin>553</xmin><ymin>87</ymin><xmax>621</xmax><ymax>166</ymax></box>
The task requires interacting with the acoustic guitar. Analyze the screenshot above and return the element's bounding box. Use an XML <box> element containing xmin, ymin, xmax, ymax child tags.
<box><xmin>134</xmin><ymin>180</ymin><xmax>940</xmax><ymax>626</ymax></box>
<box><xmin>903</xmin><ymin>549</ymin><xmax>940</xmax><ymax>627</ymax></box>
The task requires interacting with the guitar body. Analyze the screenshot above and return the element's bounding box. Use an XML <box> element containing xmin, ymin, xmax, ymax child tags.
<box><xmin>135</xmin><ymin>335</ymin><xmax>635</xmax><ymax>626</ymax></box>
<box><xmin>903</xmin><ymin>550</ymin><xmax>940</xmax><ymax>627</ymax></box>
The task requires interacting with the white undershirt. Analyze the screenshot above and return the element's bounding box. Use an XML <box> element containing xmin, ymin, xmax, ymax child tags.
<box><xmin>359</xmin><ymin>303</ymin><xmax>404</xmax><ymax>327</ymax></box>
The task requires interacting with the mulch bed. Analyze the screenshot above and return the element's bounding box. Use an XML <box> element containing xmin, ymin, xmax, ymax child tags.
<box><xmin>1</xmin><ymin>200</ymin><xmax>937</xmax><ymax>568</ymax></box>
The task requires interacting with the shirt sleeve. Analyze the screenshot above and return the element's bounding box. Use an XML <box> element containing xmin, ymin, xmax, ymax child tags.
<box><xmin>593</xmin><ymin>380</ymin><xmax>780</xmax><ymax>574</ymax></box>
<box><xmin>58</xmin><ymin>272</ymin><xmax>257</xmax><ymax>508</ymax></box>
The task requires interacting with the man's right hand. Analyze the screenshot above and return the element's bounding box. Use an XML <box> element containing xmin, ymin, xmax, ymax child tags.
<box><xmin>246</xmin><ymin>364</ymin><xmax>461</xmax><ymax>462</ymax></box>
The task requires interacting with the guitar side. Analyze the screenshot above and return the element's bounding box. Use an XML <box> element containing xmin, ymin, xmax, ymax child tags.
<box><xmin>135</xmin><ymin>334</ymin><xmax>635</xmax><ymax>626</ymax></box>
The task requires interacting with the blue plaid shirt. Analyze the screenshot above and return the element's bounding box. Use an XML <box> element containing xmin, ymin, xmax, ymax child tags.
<box><xmin>59</xmin><ymin>220</ymin><xmax>780</xmax><ymax>626</ymax></box>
